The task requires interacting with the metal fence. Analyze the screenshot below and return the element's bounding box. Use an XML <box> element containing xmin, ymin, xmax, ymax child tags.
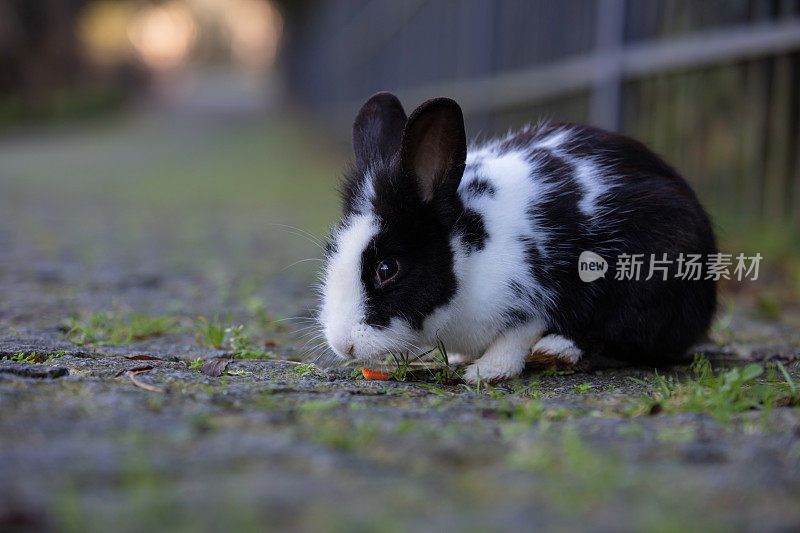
<box><xmin>287</xmin><ymin>0</ymin><xmax>800</xmax><ymax>226</ymax></box>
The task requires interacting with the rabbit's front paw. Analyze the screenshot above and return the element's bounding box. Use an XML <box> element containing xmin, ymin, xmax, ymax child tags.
<box><xmin>447</xmin><ymin>352</ymin><xmax>476</xmax><ymax>365</ymax></box>
<box><xmin>464</xmin><ymin>358</ymin><xmax>522</xmax><ymax>384</ymax></box>
<box><xmin>464</xmin><ymin>322</ymin><xmax>545</xmax><ymax>384</ymax></box>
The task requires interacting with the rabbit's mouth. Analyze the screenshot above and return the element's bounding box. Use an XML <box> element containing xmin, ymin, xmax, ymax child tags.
<box><xmin>325</xmin><ymin>312</ymin><xmax>422</xmax><ymax>362</ymax></box>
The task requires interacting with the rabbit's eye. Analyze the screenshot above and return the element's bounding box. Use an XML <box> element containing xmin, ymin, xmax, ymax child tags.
<box><xmin>375</xmin><ymin>258</ymin><xmax>400</xmax><ymax>285</ymax></box>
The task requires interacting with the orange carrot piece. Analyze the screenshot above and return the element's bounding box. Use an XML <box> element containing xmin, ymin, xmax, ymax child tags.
<box><xmin>361</xmin><ymin>367</ymin><xmax>390</xmax><ymax>380</ymax></box>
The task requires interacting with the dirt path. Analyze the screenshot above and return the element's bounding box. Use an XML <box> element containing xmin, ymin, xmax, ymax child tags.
<box><xmin>2</xmin><ymin>105</ymin><xmax>800</xmax><ymax>531</ymax></box>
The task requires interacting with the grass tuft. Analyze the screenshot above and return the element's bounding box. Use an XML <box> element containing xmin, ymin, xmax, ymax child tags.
<box><xmin>226</xmin><ymin>324</ymin><xmax>274</xmax><ymax>359</ymax></box>
<box><xmin>191</xmin><ymin>311</ymin><xmax>231</xmax><ymax>349</ymax></box>
<box><xmin>630</xmin><ymin>355</ymin><xmax>799</xmax><ymax>422</ymax></box>
<box><xmin>1</xmin><ymin>350</ymin><xmax>64</xmax><ymax>363</ymax></box>
<box><xmin>384</xmin><ymin>337</ymin><xmax>463</xmax><ymax>384</ymax></box>
<box><xmin>294</xmin><ymin>362</ymin><xmax>326</xmax><ymax>378</ymax></box>
<box><xmin>67</xmin><ymin>312</ymin><xmax>176</xmax><ymax>345</ymax></box>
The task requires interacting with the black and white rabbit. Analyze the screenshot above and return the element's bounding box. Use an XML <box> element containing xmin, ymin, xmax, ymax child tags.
<box><xmin>319</xmin><ymin>92</ymin><xmax>716</xmax><ymax>383</ymax></box>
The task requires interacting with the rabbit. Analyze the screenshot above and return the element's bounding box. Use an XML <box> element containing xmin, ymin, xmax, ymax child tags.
<box><xmin>319</xmin><ymin>92</ymin><xmax>717</xmax><ymax>384</ymax></box>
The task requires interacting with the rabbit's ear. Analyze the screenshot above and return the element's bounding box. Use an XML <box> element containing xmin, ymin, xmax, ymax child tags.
<box><xmin>400</xmin><ymin>97</ymin><xmax>466</xmax><ymax>203</ymax></box>
<box><xmin>352</xmin><ymin>92</ymin><xmax>407</xmax><ymax>170</ymax></box>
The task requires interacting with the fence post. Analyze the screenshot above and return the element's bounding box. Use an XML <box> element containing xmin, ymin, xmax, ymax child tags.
<box><xmin>590</xmin><ymin>0</ymin><xmax>626</xmax><ymax>131</ymax></box>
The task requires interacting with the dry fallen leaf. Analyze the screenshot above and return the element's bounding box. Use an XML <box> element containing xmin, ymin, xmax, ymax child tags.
<box><xmin>125</xmin><ymin>355</ymin><xmax>164</xmax><ymax>361</ymax></box>
<box><xmin>200</xmin><ymin>357</ymin><xmax>233</xmax><ymax>377</ymax></box>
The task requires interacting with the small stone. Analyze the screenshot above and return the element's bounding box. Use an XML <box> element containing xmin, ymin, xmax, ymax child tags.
<box><xmin>0</xmin><ymin>362</ymin><xmax>68</xmax><ymax>379</ymax></box>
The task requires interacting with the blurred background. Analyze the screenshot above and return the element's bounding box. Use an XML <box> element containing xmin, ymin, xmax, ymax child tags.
<box><xmin>0</xmin><ymin>0</ymin><xmax>799</xmax><ymax>327</ymax></box>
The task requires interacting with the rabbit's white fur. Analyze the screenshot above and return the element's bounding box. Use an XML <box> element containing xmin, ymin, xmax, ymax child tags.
<box><xmin>323</xmin><ymin>127</ymin><xmax>592</xmax><ymax>382</ymax></box>
<box><xmin>321</xmin><ymin>213</ymin><xmax>417</xmax><ymax>360</ymax></box>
